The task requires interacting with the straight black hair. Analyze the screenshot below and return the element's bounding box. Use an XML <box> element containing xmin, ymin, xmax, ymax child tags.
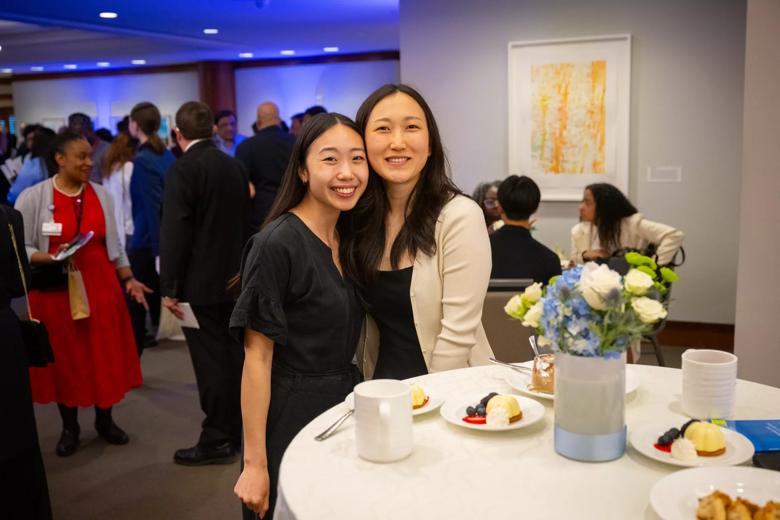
<box><xmin>341</xmin><ymin>83</ymin><xmax>461</xmax><ymax>287</ymax></box>
<box><xmin>47</xmin><ymin>130</ymin><xmax>88</xmax><ymax>176</ymax></box>
<box><xmin>263</xmin><ymin>112</ymin><xmax>362</xmax><ymax>228</ymax></box>
<box><xmin>586</xmin><ymin>183</ymin><xmax>638</xmax><ymax>253</ymax></box>
<box><xmin>497</xmin><ymin>175</ymin><xmax>540</xmax><ymax>221</ymax></box>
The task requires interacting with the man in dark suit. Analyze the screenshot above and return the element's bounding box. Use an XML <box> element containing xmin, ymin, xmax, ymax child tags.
<box><xmin>160</xmin><ymin>101</ymin><xmax>249</xmax><ymax>465</ymax></box>
<box><xmin>235</xmin><ymin>101</ymin><xmax>295</xmax><ymax>232</ymax></box>
<box><xmin>490</xmin><ymin>175</ymin><xmax>562</xmax><ymax>284</ymax></box>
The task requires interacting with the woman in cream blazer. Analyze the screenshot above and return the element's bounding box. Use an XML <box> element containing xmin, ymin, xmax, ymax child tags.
<box><xmin>344</xmin><ymin>84</ymin><xmax>493</xmax><ymax>380</ymax></box>
<box><xmin>571</xmin><ymin>183</ymin><xmax>684</xmax><ymax>266</ymax></box>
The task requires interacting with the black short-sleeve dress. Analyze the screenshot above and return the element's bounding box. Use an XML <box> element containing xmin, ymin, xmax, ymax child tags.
<box><xmin>230</xmin><ymin>213</ymin><xmax>363</xmax><ymax>520</ymax></box>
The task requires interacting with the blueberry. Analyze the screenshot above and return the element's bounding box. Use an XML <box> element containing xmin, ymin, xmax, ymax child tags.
<box><xmin>476</xmin><ymin>404</ymin><xmax>486</xmax><ymax>416</ymax></box>
<box><xmin>680</xmin><ymin>419</ymin><xmax>699</xmax><ymax>437</ymax></box>
<box><xmin>466</xmin><ymin>406</ymin><xmax>476</xmax><ymax>416</ymax></box>
<box><xmin>480</xmin><ymin>392</ymin><xmax>498</xmax><ymax>406</ymax></box>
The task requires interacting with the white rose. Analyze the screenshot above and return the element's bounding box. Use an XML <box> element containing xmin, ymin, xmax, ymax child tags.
<box><xmin>631</xmin><ymin>296</ymin><xmax>668</xmax><ymax>324</ymax></box>
<box><xmin>578</xmin><ymin>262</ymin><xmax>623</xmax><ymax>310</ymax></box>
<box><xmin>504</xmin><ymin>294</ymin><xmax>525</xmax><ymax>320</ymax></box>
<box><xmin>521</xmin><ymin>282</ymin><xmax>543</xmax><ymax>306</ymax></box>
<box><xmin>522</xmin><ymin>301</ymin><xmax>543</xmax><ymax>328</ymax></box>
<box><xmin>624</xmin><ymin>269</ymin><xmax>654</xmax><ymax>296</ymax></box>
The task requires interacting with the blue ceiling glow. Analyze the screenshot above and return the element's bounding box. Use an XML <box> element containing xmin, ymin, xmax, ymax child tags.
<box><xmin>0</xmin><ymin>0</ymin><xmax>399</xmax><ymax>71</ymax></box>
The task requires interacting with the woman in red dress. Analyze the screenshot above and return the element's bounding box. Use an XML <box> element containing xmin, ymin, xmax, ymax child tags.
<box><xmin>15</xmin><ymin>131</ymin><xmax>151</xmax><ymax>457</ymax></box>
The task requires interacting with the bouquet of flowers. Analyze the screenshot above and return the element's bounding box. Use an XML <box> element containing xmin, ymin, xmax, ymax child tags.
<box><xmin>504</xmin><ymin>253</ymin><xmax>679</xmax><ymax>358</ymax></box>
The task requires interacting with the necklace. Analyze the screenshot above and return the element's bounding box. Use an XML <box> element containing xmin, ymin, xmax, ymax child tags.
<box><xmin>53</xmin><ymin>175</ymin><xmax>85</xmax><ymax>197</ymax></box>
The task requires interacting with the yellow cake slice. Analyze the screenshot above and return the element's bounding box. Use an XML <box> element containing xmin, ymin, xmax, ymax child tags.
<box><xmin>486</xmin><ymin>395</ymin><xmax>522</xmax><ymax>423</ymax></box>
<box><xmin>410</xmin><ymin>384</ymin><xmax>429</xmax><ymax>409</ymax></box>
<box><xmin>684</xmin><ymin>421</ymin><xmax>726</xmax><ymax>457</ymax></box>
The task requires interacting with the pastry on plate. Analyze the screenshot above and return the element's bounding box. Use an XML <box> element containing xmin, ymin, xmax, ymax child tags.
<box><xmin>410</xmin><ymin>383</ymin><xmax>429</xmax><ymax>409</ymax></box>
<box><xmin>684</xmin><ymin>421</ymin><xmax>726</xmax><ymax>457</ymax></box>
<box><xmin>696</xmin><ymin>490</ymin><xmax>731</xmax><ymax>520</ymax></box>
<box><xmin>530</xmin><ymin>353</ymin><xmax>554</xmax><ymax>393</ymax></box>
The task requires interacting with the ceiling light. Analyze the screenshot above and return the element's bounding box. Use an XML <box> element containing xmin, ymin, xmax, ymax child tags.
<box><xmin>99</xmin><ymin>12</ymin><xmax>118</xmax><ymax>19</ymax></box>
<box><xmin>0</xmin><ymin>45</ymin><xmax>3</xmax><ymax>52</ymax></box>
<box><xmin>64</xmin><ymin>64</ymin><xmax>77</xmax><ymax>70</ymax></box>
<box><xmin>238</xmin><ymin>52</ymin><xmax>254</xmax><ymax>58</ymax></box>
<box><xmin>97</xmin><ymin>61</ymin><xmax>110</xmax><ymax>67</ymax></box>
<box><xmin>1</xmin><ymin>68</ymin><xmax>12</xmax><ymax>74</ymax></box>
<box><xmin>323</xmin><ymin>46</ymin><xmax>339</xmax><ymax>53</ymax></box>
<box><xmin>280</xmin><ymin>49</ymin><xmax>295</xmax><ymax>56</ymax></box>
<box><xmin>203</xmin><ymin>28</ymin><xmax>219</xmax><ymax>35</ymax></box>
<box><xmin>131</xmin><ymin>59</ymin><xmax>146</xmax><ymax>65</ymax></box>
<box><xmin>31</xmin><ymin>66</ymin><xmax>44</xmax><ymax>72</ymax></box>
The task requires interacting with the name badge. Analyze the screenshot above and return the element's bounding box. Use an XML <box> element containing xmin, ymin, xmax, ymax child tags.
<box><xmin>42</xmin><ymin>222</ymin><xmax>63</xmax><ymax>236</ymax></box>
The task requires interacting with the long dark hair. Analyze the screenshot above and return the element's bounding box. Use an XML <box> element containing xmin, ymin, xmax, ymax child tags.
<box><xmin>587</xmin><ymin>183</ymin><xmax>638</xmax><ymax>253</ymax></box>
<box><xmin>341</xmin><ymin>84</ymin><xmax>461</xmax><ymax>286</ymax></box>
<box><xmin>102</xmin><ymin>132</ymin><xmax>136</xmax><ymax>177</ymax></box>
<box><xmin>130</xmin><ymin>102</ymin><xmax>166</xmax><ymax>154</ymax></box>
<box><xmin>263</xmin><ymin>112</ymin><xmax>363</xmax><ymax>227</ymax></box>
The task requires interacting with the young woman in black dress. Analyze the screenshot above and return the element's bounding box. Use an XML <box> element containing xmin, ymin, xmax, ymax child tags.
<box><xmin>230</xmin><ymin>113</ymin><xmax>368</xmax><ymax>519</ymax></box>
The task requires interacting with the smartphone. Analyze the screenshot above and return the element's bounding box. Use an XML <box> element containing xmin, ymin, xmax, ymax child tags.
<box><xmin>754</xmin><ymin>451</ymin><xmax>780</xmax><ymax>471</ymax></box>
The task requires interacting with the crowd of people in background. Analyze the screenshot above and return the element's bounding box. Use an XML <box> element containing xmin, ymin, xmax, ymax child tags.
<box><xmin>0</xmin><ymin>86</ymin><xmax>683</xmax><ymax>520</ymax></box>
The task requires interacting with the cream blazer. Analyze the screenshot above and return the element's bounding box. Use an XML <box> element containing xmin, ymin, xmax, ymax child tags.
<box><xmin>570</xmin><ymin>213</ymin><xmax>684</xmax><ymax>266</ymax></box>
<box><xmin>357</xmin><ymin>195</ymin><xmax>494</xmax><ymax>379</ymax></box>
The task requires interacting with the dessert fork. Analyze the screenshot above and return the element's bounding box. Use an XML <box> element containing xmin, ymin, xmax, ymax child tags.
<box><xmin>314</xmin><ymin>409</ymin><xmax>353</xmax><ymax>441</ymax></box>
<box><xmin>488</xmin><ymin>357</ymin><xmax>531</xmax><ymax>373</ymax></box>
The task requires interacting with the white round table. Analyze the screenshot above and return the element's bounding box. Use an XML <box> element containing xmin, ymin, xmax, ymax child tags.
<box><xmin>274</xmin><ymin>365</ymin><xmax>780</xmax><ymax>520</ymax></box>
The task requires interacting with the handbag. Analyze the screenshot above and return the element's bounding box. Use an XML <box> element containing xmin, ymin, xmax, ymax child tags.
<box><xmin>5</xmin><ymin>214</ymin><xmax>55</xmax><ymax>367</ymax></box>
<box><xmin>68</xmin><ymin>261</ymin><xmax>90</xmax><ymax>320</ymax></box>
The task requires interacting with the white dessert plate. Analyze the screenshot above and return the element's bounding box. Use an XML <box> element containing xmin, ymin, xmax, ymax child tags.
<box><xmin>629</xmin><ymin>421</ymin><xmax>755</xmax><ymax>468</ymax></box>
<box><xmin>344</xmin><ymin>386</ymin><xmax>443</xmax><ymax>416</ymax></box>
<box><xmin>439</xmin><ymin>393</ymin><xmax>545</xmax><ymax>432</ymax></box>
<box><xmin>504</xmin><ymin>363</ymin><xmax>639</xmax><ymax>401</ymax></box>
<box><xmin>650</xmin><ymin>466</ymin><xmax>780</xmax><ymax>520</ymax></box>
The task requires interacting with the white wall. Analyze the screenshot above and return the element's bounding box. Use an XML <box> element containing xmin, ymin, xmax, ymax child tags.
<box><xmin>734</xmin><ymin>0</ymin><xmax>780</xmax><ymax>387</ymax></box>
<box><xmin>399</xmin><ymin>0</ymin><xmax>746</xmax><ymax>324</ymax></box>
<box><xmin>235</xmin><ymin>60</ymin><xmax>399</xmax><ymax>135</ymax></box>
<box><xmin>12</xmin><ymin>71</ymin><xmax>199</xmax><ymax>133</ymax></box>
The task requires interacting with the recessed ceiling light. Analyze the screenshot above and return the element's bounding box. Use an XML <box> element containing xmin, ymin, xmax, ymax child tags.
<box><xmin>323</xmin><ymin>46</ymin><xmax>339</xmax><ymax>53</ymax></box>
<box><xmin>280</xmin><ymin>49</ymin><xmax>295</xmax><ymax>56</ymax></box>
<box><xmin>1</xmin><ymin>68</ymin><xmax>12</xmax><ymax>74</ymax></box>
<box><xmin>203</xmin><ymin>28</ymin><xmax>219</xmax><ymax>35</ymax></box>
<box><xmin>99</xmin><ymin>12</ymin><xmax>118</xmax><ymax>19</ymax></box>
<box><xmin>0</xmin><ymin>45</ymin><xmax>3</xmax><ymax>52</ymax></box>
<box><xmin>31</xmin><ymin>66</ymin><xmax>44</xmax><ymax>72</ymax></box>
<box><xmin>64</xmin><ymin>64</ymin><xmax>78</xmax><ymax>70</ymax></box>
<box><xmin>131</xmin><ymin>59</ymin><xmax>146</xmax><ymax>65</ymax></box>
<box><xmin>97</xmin><ymin>61</ymin><xmax>110</xmax><ymax>67</ymax></box>
<box><xmin>238</xmin><ymin>52</ymin><xmax>254</xmax><ymax>58</ymax></box>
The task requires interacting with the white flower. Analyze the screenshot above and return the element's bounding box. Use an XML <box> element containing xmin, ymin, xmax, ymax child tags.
<box><xmin>624</xmin><ymin>269</ymin><xmax>654</xmax><ymax>296</ymax></box>
<box><xmin>631</xmin><ymin>296</ymin><xmax>668</xmax><ymax>324</ymax></box>
<box><xmin>578</xmin><ymin>262</ymin><xmax>623</xmax><ymax>310</ymax></box>
<box><xmin>522</xmin><ymin>301</ymin><xmax>543</xmax><ymax>328</ymax></box>
<box><xmin>504</xmin><ymin>294</ymin><xmax>525</xmax><ymax>320</ymax></box>
<box><xmin>520</xmin><ymin>282</ymin><xmax>543</xmax><ymax>307</ymax></box>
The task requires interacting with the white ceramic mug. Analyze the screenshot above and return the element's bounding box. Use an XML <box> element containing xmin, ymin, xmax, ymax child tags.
<box><xmin>681</xmin><ymin>349</ymin><xmax>737</xmax><ymax>419</ymax></box>
<box><xmin>354</xmin><ymin>379</ymin><xmax>413</xmax><ymax>462</ymax></box>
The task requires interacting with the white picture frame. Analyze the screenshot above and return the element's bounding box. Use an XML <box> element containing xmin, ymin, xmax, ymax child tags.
<box><xmin>508</xmin><ymin>34</ymin><xmax>631</xmax><ymax>201</ymax></box>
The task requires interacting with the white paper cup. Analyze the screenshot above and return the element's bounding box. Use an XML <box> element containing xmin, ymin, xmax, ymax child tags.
<box><xmin>354</xmin><ymin>379</ymin><xmax>413</xmax><ymax>462</ymax></box>
<box><xmin>681</xmin><ymin>349</ymin><xmax>737</xmax><ymax>419</ymax></box>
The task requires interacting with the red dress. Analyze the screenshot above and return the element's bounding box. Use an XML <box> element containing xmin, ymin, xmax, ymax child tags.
<box><xmin>29</xmin><ymin>183</ymin><xmax>142</xmax><ymax>408</ymax></box>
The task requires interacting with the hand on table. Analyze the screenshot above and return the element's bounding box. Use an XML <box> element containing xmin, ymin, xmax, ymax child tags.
<box><xmin>235</xmin><ymin>465</ymin><xmax>270</xmax><ymax>516</ymax></box>
<box><xmin>162</xmin><ymin>296</ymin><xmax>183</xmax><ymax>320</ymax></box>
<box><xmin>126</xmin><ymin>279</ymin><xmax>153</xmax><ymax>310</ymax></box>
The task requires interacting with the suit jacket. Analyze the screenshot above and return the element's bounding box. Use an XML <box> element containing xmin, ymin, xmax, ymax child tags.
<box><xmin>570</xmin><ymin>213</ymin><xmax>684</xmax><ymax>266</ymax></box>
<box><xmin>490</xmin><ymin>225</ymin><xmax>562</xmax><ymax>284</ymax></box>
<box><xmin>160</xmin><ymin>140</ymin><xmax>250</xmax><ymax>305</ymax></box>
<box><xmin>235</xmin><ymin>126</ymin><xmax>295</xmax><ymax>231</ymax></box>
<box><xmin>357</xmin><ymin>195</ymin><xmax>494</xmax><ymax>379</ymax></box>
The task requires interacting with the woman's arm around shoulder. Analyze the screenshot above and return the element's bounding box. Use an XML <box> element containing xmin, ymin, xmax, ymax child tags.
<box><xmin>429</xmin><ymin>195</ymin><xmax>491</xmax><ymax>372</ymax></box>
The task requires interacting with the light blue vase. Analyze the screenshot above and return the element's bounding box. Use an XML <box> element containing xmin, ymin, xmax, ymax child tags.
<box><xmin>554</xmin><ymin>351</ymin><xmax>627</xmax><ymax>462</ymax></box>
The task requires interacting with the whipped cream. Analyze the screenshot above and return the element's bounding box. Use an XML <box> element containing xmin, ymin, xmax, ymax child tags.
<box><xmin>670</xmin><ymin>437</ymin><xmax>698</xmax><ymax>462</ymax></box>
<box><xmin>486</xmin><ymin>407</ymin><xmax>510</xmax><ymax>427</ymax></box>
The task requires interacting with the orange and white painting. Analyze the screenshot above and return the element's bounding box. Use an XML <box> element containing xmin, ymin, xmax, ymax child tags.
<box><xmin>508</xmin><ymin>35</ymin><xmax>630</xmax><ymax>200</ymax></box>
<box><xmin>530</xmin><ymin>61</ymin><xmax>606</xmax><ymax>175</ymax></box>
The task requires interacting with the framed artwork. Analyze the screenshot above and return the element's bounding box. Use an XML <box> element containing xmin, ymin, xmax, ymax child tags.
<box><xmin>508</xmin><ymin>34</ymin><xmax>631</xmax><ymax>201</ymax></box>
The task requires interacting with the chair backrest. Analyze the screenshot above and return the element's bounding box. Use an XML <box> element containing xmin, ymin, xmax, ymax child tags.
<box><xmin>481</xmin><ymin>279</ymin><xmax>536</xmax><ymax>363</ymax></box>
